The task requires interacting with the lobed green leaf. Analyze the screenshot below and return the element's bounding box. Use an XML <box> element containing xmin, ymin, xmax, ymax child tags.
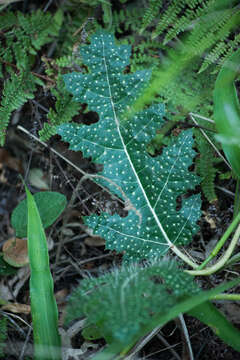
<box><xmin>57</xmin><ymin>31</ymin><xmax>201</xmax><ymax>261</ymax></box>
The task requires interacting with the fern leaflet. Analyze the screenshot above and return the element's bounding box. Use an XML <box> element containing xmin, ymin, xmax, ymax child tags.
<box><xmin>0</xmin><ymin>73</ymin><xmax>36</xmax><ymax>146</ymax></box>
<box><xmin>39</xmin><ymin>78</ymin><xmax>81</xmax><ymax>141</ymax></box>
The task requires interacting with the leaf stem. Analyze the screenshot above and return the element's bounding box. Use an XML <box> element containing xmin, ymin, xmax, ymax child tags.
<box><xmin>233</xmin><ymin>178</ymin><xmax>240</xmax><ymax>219</ymax></box>
<box><xmin>186</xmin><ymin>222</ymin><xmax>240</xmax><ymax>276</ymax></box>
<box><xmin>196</xmin><ymin>210</ymin><xmax>240</xmax><ymax>270</ymax></box>
<box><xmin>212</xmin><ymin>293</ymin><xmax>240</xmax><ymax>301</ymax></box>
<box><xmin>169</xmin><ymin>244</ymin><xmax>198</xmax><ymax>269</ymax></box>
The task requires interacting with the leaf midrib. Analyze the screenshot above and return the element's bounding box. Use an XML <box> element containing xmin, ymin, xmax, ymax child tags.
<box><xmin>100</xmin><ymin>36</ymin><xmax>173</xmax><ymax>249</ymax></box>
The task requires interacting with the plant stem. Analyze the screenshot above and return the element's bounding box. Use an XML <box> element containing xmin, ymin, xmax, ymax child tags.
<box><xmin>195</xmin><ymin>211</ymin><xmax>240</xmax><ymax>271</ymax></box>
<box><xmin>233</xmin><ymin>178</ymin><xmax>240</xmax><ymax>219</ymax></box>
<box><xmin>91</xmin><ymin>342</ymin><xmax>128</xmax><ymax>360</ymax></box>
<box><xmin>186</xmin><ymin>222</ymin><xmax>240</xmax><ymax>276</ymax></box>
<box><xmin>226</xmin><ymin>252</ymin><xmax>240</xmax><ymax>266</ymax></box>
<box><xmin>212</xmin><ymin>293</ymin><xmax>240</xmax><ymax>301</ymax></box>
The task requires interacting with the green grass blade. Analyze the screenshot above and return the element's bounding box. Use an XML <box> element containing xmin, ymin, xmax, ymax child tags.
<box><xmin>25</xmin><ymin>186</ymin><xmax>61</xmax><ymax>360</ymax></box>
<box><xmin>188</xmin><ymin>301</ymin><xmax>240</xmax><ymax>352</ymax></box>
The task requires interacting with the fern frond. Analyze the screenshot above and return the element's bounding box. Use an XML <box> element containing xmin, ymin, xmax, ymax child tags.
<box><xmin>39</xmin><ymin>79</ymin><xmax>81</xmax><ymax>141</ymax></box>
<box><xmin>152</xmin><ymin>0</ymin><xmax>191</xmax><ymax>40</ymax></box>
<box><xmin>55</xmin><ymin>55</ymin><xmax>73</xmax><ymax>68</ymax></box>
<box><xmin>0</xmin><ymin>9</ymin><xmax>64</xmax><ymax>145</ymax></box>
<box><xmin>0</xmin><ymin>9</ymin><xmax>63</xmax><ymax>72</ymax></box>
<box><xmin>163</xmin><ymin>1</ymin><xmax>210</xmax><ymax>44</ymax></box>
<box><xmin>129</xmin><ymin>2</ymin><xmax>240</xmax><ymax>116</ymax></box>
<box><xmin>195</xmin><ymin>129</ymin><xmax>221</xmax><ymax>202</ymax></box>
<box><xmin>186</xmin><ymin>8</ymin><xmax>236</xmax><ymax>55</ymax></box>
<box><xmin>0</xmin><ymin>11</ymin><xmax>17</xmax><ymax>29</ymax></box>
<box><xmin>140</xmin><ymin>0</ymin><xmax>163</xmax><ymax>34</ymax></box>
<box><xmin>139</xmin><ymin>0</ymin><xmax>240</xmax><ymax>73</ymax></box>
<box><xmin>112</xmin><ymin>3</ymin><xmax>165</xmax><ymax>72</ymax></box>
<box><xmin>0</xmin><ymin>73</ymin><xmax>36</xmax><ymax>146</ymax></box>
<box><xmin>17</xmin><ymin>9</ymin><xmax>63</xmax><ymax>51</ymax></box>
<box><xmin>112</xmin><ymin>4</ymin><xmax>143</xmax><ymax>35</ymax></box>
<box><xmin>199</xmin><ymin>33</ymin><xmax>240</xmax><ymax>73</ymax></box>
<box><xmin>196</xmin><ymin>154</ymin><xmax>218</xmax><ymax>203</ymax></box>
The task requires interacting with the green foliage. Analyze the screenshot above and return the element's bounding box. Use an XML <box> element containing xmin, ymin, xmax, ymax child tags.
<box><xmin>0</xmin><ymin>316</ymin><xmax>7</xmax><ymax>358</ymax></box>
<box><xmin>39</xmin><ymin>78</ymin><xmax>81</xmax><ymax>141</ymax></box>
<box><xmin>159</xmin><ymin>58</ymin><xmax>214</xmax><ymax>118</ymax></box>
<box><xmin>121</xmin><ymin>0</ymin><xmax>239</xmax><ymax>121</ymax></box>
<box><xmin>140</xmin><ymin>0</ymin><xmax>240</xmax><ymax>73</ymax></box>
<box><xmin>199</xmin><ymin>32</ymin><xmax>240</xmax><ymax>74</ymax></box>
<box><xmin>111</xmin><ymin>2</ymin><xmax>215</xmax><ymax>119</ymax></box>
<box><xmin>213</xmin><ymin>48</ymin><xmax>240</xmax><ymax>181</ymax></box>
<box><xmin>112</xmin><ymin>2</ymin><xmax>164</xmax><ymax>72</ymax></box>
<box><xmin>140</xmin><ymin>0</ymin><xmax>163</xmax><ymax>33</ymax></box>
<box><xmin>195</xmin><ymin>130</ymin><xmax>221</xmax><ymax>203</ymax></box>
<box><xmin>112</xmin><ymin>3</ymin><xmax>143</xmax><ymax>35</ymax></box>
<box><xmin>11</xmin><ymin>191</ymin><xmax>67</xmax><ymax>238</ymax></box>
<box><xmin>66</xmin><ymin>260</ymin><xmax>200</xmax><ymax>344</ymax></box>
<box><xmin>0</xmin><ymin>255</ymin><xmax>17</xmax><ymax>276</ymax></box>
<box><xmin>53</xmin><ymin>5</ymin><xmax>95</xmax><ymax>57</ymax></box>
<box><xmin>130</xmin><ymin>2</ymin><xmax>240</xmax><ymax>118</ymax></box>
<box><xmin>57</xmin><ymin>31</ymin><xmax>201</xmax><ymax>262</ymax></box>
<box><xmin>63</xmin><ymin>0</ymin><xmax>111</xmax><ymax>34</ymax></box>
<box><xmin>0</xmin><ymin>10</ymin><xmax>63</xmax><ymax>71</ymax></box>
<box><xmin>0</xmin><ymin>9</ymin><xmax>63</xmax><ymax>146</ymax></box>
<box><xmin>0</xmin><ymin>73</ymin><xmax>36</xmax><ymax>146</ymax></box>
<box><xmin>66</xmin><ymin>260</ymin><xmax>240</xmax><ymax>353</ymax></box>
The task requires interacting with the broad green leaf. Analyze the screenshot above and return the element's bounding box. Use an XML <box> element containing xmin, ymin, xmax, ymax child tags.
<box><xmin>82</xmin><ymin>325</ymin><xmax>102</xmax><ymax>340</ymax></box>
<box><xmin>11</xmin><ymin>191</ymin><xmax>67</xmax><ymax>238</ymax></box>
<box><xmin>57</xmin><ymin>31</ymin><xmax>201</xmax><ymax>261</ymax></box>
<box><xmin>65</xmin><ymin>260</ymin><xmax>200</xmax><ymax>344</ymax></box>
<box><xmin>189</xmin><ymin>301</ymin><xmax>240</xmax><ymax>352</ymax></box>
<box><xmin>66</xmin><ymin>260</ymin><xmax>240</xmax><ymax>348</ymax></box>
<box><xmin>0</xmin><ymin>255</ymin><xmax>17</xmax><ymax>275</ymax></box>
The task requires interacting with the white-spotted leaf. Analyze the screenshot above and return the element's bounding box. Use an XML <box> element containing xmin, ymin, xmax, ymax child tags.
<box><xmin>57</xmin><ymin>31</ymin><xmax>201</xmax><ymax>261</ymax></box>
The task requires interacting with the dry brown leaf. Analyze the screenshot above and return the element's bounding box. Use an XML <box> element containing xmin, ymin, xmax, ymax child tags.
<box><xmin>1</xmin><ymin>302</ymin><xmax>30</xmax><ymax>314</ymax></box>
<box><xmin>55</xmin><ymin>288</ymin><xmax>68</xmax><ymax>304</ymax></box>
<box><xmin>203</xmin><ymin>210</ymin><xmax>216</xmax><ymax>229</ymax></box>
<box><xmin>84</xmin><ymin>236</ymin><xmax>105</xmax><ymax>247</ymax></box>
<box><xmin>0</xmin><ymin>149</ymin><xmax>23</xmax><ymax>173</ymax></box>
<box><xmin>28</xmin><ymin>168</ymin><xmax>49</xmax><ymax>190</ymax></box>
<box><xmin>2</xmin><ymin>237</ymin><xmax>29</xmax><ymax>267</ymax></box>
